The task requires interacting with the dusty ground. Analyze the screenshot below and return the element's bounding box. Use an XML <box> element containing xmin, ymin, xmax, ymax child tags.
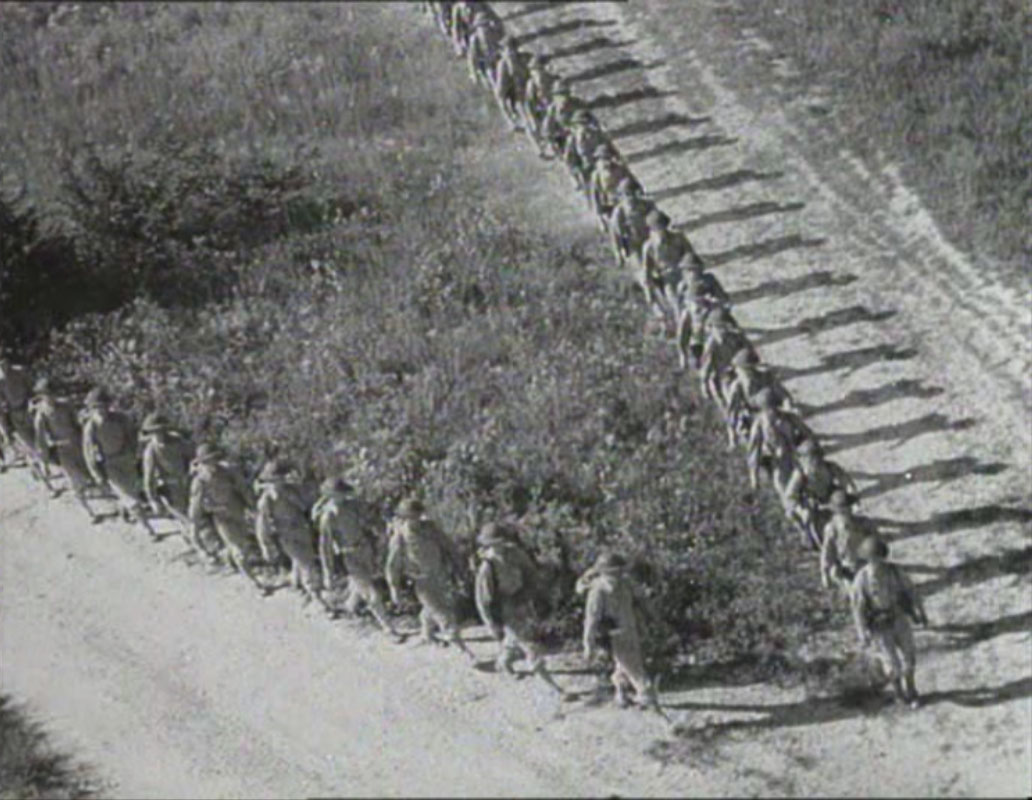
<box><xmin>2</xmin><ymin>2</ymin><xmax>1030</xmax><ymax>797</ymax></box>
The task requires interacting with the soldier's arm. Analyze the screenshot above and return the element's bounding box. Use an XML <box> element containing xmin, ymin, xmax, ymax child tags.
<box><xmin>142</xmin><ymin>444</ymin><xmax>159</xmax><ymax>509</ymax></box>
<box><xmin>254</xmin><ymin>494</ymin><xmax>278</xmax><ymax>563</ymax></box>
<box><xmin>896</xmin><ymin>566</ymin><xmax>928</xmax><ymax>625</ymax></box>
<box><xmin>32</xmin><ymin>407</ymin><xmax>49</xmax><ymax>454</ymax></box>
<box><xmin>82</xmin><ymin>420</ymin><xmax>104</xmax><ymax>484</ymax></box>
<box><xmin>850</xmin><ymin>575</ymin><xmax>871</xmax><ymax>645</ymax></box>
<box><xmin>474</xmin><ymin>559</ymin><xmax>503</xmax><ymax>640</ymax></box>
<box><xmin>583</xmin><ymin>586</ymin><xmax>604</xmax><ymax>660</ymax></box>
<box><xmin>384</xmin><ymin>528</ymin><xmax>405</xmax><ymax>604</ymax></box>
<box><xmin>819</xmin><ymin>526</ymin><xmax>836</xmax><ymax>588</ymax></box>
<box><xmin>316</xmin><ymin>511</ymin><xmax>336</xmax><ymax>589</ymax></box>
<box><xmin>187</xmin><ymin>476</ymin><xmax>206</xmax><ymax>528</ymax></box>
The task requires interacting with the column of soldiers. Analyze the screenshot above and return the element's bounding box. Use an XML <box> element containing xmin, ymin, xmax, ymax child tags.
<box><xmin>419</xmin><ymin>1</ymin><xmax>929</xmax><ymax>709</ymax></box>
<box><xmin>0</xmin><ymin>1</ymin><xmax>930</xmax><ymax>715</ymax></box>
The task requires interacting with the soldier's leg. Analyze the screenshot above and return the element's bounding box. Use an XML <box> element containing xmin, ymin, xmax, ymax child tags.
<box><xmin>894</xmin><ymin>617</ymin><xmax>920</xmax><ymax>705</ymax></box>
<box><xmin>872</xmin><ymin>625</ymin><xmax>906</xmax><ymax>702</ymax></box>
<box><xmin>610</xmin><ymin>664</ymin><xmax>632</xmax><ymax>707</ymax></box>
<box><xmin>216</xmin><ymin>518</ymin><xmax>270</xmax><ymax>594</ymax></box>
<box><xmin>613</xmin><ymin>638</ymin><xmax>655</xmax><ymax>707</ymax></box>
<box><xmin>357</xmin><ymin>579</ymin><xmax>403</xmax><ymax>638</ymax></box>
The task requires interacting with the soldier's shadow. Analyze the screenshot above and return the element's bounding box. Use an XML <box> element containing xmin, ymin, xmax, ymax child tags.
<box><xmin>853</xmin><ymin>457</ymin><xmax>1010</xmax><ymax>504</ymax></box>
<box><xmin>900</xmin><ymin>544</ymin><xmax>1032</xmax><ymax>597</ymax></box>
<box><xmin>923</xmin><ymin>610</ymin><xmax>1032</xmax><ymax>654</ymax></box>
<box><xmin>666</xmin><ymin>675</ymin><xmax>1032</xmax><ymax>737</ymax></box>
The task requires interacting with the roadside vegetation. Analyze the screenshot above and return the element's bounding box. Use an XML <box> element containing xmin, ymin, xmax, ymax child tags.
<box><xmin>0</xmin><ymin>2</ymin><xmax>846</xmax><ymax>676</ymax></box>
<box><xmin>0</xmin><ymin>695</ymin><xmax>97</xmax><ymax>799</ymax></box>
<box><xmin>716</xmin><ymin>0</ymin><xmax>1030</xmax><ymax>280</ymax></box>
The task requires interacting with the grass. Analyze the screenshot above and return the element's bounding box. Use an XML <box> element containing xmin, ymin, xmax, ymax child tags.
<box><xmin>0</xmin><ymin>695</ymin><xmax>97</xmax><ymax>799</ymax></box>
<box><xmin>712</xmin><ymin>0</ymin><xmax>1030</xmax><ymax>281</ymax></box>
<box><xmin>0</xmin><ymin>1</ymin><xmax>847</xmax><ymax>676</ymax></box>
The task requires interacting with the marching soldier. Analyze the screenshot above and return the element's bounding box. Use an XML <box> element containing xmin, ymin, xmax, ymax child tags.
<box><xmin>563</xmin><ymin>109</ymin><xmax>606</xmax><ymax>195</ymax></box>
<box><xmin>578</xmin><ymin>551</ymin><xmax>660</xmax><ymax>710</ymax></box>
<box><xmin>81</xmin><ymin>387</ymin><xmax>154</xmax><ymax>538</ymax></box>
<box><xmin>745</xmin><ymin>387</ymin><xmax>798</xmax><ymax>496</ymax></box>
<box><xmin>255</xmin><ymin>459</ymin><xmax>333</xmax><ymax>615</ymax></box>
<box><xmin>474</xmin><ymin>522</ymin><xmax>568</xmax><ymax>695</ymax></box>
<box><xmin>315</xmin><ymin>477</ymin><xmax>404</xmax><ymax>639</ymax></box>
<box><xmin>466</xmin><ymin>10</ymin><xmax>503</xmax><ymax>88</ymax></box>
<box><xmin>385</xmin><ymin>497</ymin><xmax>475</xmax><ymax>660</ymax></box>
<box><xmin>449</xmin><ymin>0</ymin><xmax>476</xmax><ymax>56</ymax></box>
<box><xmin>519</xmin><ymin>54</ymin><xmax>554</xmax><ymax>156</ymax></box>
<box><xmin>781</xmin><ymin>437</ymin><xmax>859</xmax><ymax>549</ymax></box>
<box><xmin>31</xmin><ymin>377</ymin><xmax>101</xmax><ymax>521</ymax></box>
<box><xmin>589</xmin><ymin>143</ymin><xmax>633</xmax><ymax>229</ymax></box>
<box><xmin>0</xmin><ymin>354</ymin><xmax>45</xmax><ymax>478</ymax></box>
<box><xmin>491</xmin><ymin>35</ymin><xmax>528</xmax><ymax>131</ymax></box>
<box><xmin>640</xmin><ymin>209</ymin><xmax>692</xmax><ymax>328</ymax></box>
<box><xmin>698</xmin><ymin>307</ymin><xmax>753</xmax><ymax>406</ymax></box>
<box><xmin>609</xmin><ymin>177</ymin><xmax>653</xmax><ymax>272</ymax></box>
<box><xmin>540</xmin><ymin>81</ymin><xmax>577</xmax><ymax>160</ymax></box>
<box><xmin>188</xmin><ymin>443</ymin><xmax>269</xmax><ymax>593</ymax></box>
<box><xmin>140</xmin><ymin>412</ymin><xmax>193</xmax><ymax>527</ymax></box>
<box><xmin>675</xmin><ymin>256</ymin><xmax>731</xmax><ymax>371</ymax></box>
<box><xmin>821</xmin><ymin>490</ymin><xmax>873</xmax><ymax>586</ymax></box>
<box><xmin>723</xmin><ymin>348</ymin><xmax>790</xmax><ymax>447</ymax></box>
<box><xmin>851</xmin><ymin>535</ymin><xmax>928</xmax><ymax>708</ymax></box>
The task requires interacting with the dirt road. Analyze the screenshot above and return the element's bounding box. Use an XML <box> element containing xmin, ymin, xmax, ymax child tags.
<box><xmin>2</xmin><ymin>2</ymin><xmax>1030</xmax><ymax>796</ymax></box>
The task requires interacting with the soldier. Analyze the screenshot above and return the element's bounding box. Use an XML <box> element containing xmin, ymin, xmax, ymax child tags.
<box><xmin>449</xmin><ymin>1</ymin><xmax>476</xmax><ymax>56</ymax></box>
<box><xmin>608</xmin><ymin>177</ymin><xmax>653</xmax><ymax>273</ymax></box>
<box><xmin>466</xmin><ymin>10</ymin><xmax>503</xmax><ymax>88</ymax></box>
<box><xmin>578</xmin><ymin>551</ymin><xmax>660</xmax><ymax>710</ymax></box>
<box><xmin>781</xmin><ymin>437</ymin><xmax>859</xmax><ymax>549</ymax></box>
<box><xmin>519</xmin><ymin>54</ymin><xmax>554</xmax><ymax>156</ymax></box>
<box><xmin>745</xmin><ymin>387</ymin><xmax>800</xmax><ymax>496</ymax></box>
<box><xmin>589</xmin><ymin>143</ymin><xmax>632</xmax><ymax>229</ymax></box>
<box><xmin>698</xmin><ymin>307</ymin><xmax>753</xmax><ymax>406</ymax></box>
<box><xmin>675</xmin><ymin>255</ymin><xmax>731</xmax><ymax>371</ymax></box>
<box><xmin>540</xmin><ymin>81</ymin><xmax>578</xmax><ymax>160</ymax></box>
<box><xmin>0</xmin><ymin>354</ymin><xmax>44</xmax><ymax>478</ymax></box>
<box><xmin>31</xmin><ymin>377</ymin><xmax>102</xmax><ymax>521</ymax></box>
<box><xmin>474</xmin><ymin>522</ymin><xmax>569</xmax><ymax>695</ymax></box>
<box><xmin>563</xmin><ymin>110</ymin><xmax>606</xmax><ymax>195</ymax></box>
<box><xmin>640</xmin><ymin>209</ymin><xmax>692</xmax><ymax>328</ymax></box>
<box><xmin>140</xmin><ymin>413</ymin><xmax>193</xmax><ymax>527</ymax></box>
<box><xmin>821</xmin><ymin>490</ymin><xmax>874</xmax><ymax>586</ymax></box>
<box><xmin>81</xmin><ymin>387</ymin><xmax>154</xmax><ymax>538</ymax></box>
<box><xmin>315</xmin><ymin>478</ymin><xmax>403</xmax><ymax>639</ymax></box>
<box><xmin>722</xmin><ymin>348</ymin><xmax>791</xmax><ymax>446</ymax></box>
<box><xmin>851</xmin><ymin>535</ymin><xmax>929</xmax><ymax>708</ymax></box>
<box><xmin>385</xmin><ymin>497</ymin><xmax>475</xmax><ymax>660</ymax></box>
<box><xmin>255</xmin><ymin>459</ymin><xmax>333</xmax><ymax>615</ymax></box>
<box><xmin>188</xmin><ymin>443</ymin><xmax>269</xmax><ymax>593</ymax></box>
<box><xmin>490</xmin><ymin>35</ymin><xmax>528</xmax><ymax>131</ymax></box>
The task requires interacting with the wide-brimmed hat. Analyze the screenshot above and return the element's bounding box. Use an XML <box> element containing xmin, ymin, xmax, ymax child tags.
<box><xmin>32</xmin><ymin>376</ymin><xmax>52</xmax><ymax>395</ymax></box>
<box><xmin>829</xmin><ymin>489</ymin><xmax>851</xmax><ymax>509</ymax></box>
<box><xmin>141</xmin><ymin>412</ymin><xmax>170</xmax><ymax>434</ymax></box>
<box><xmin>857</xmin><ymin>534</ymin><xmax>889</xmax><ymax>561</ymax></box>
<box><xmin>396</xmin><ymin>497</ymin><xmax>425</xmax><ymax>518</ymax></box>
<box><xmin>84</xmin><ymin>387</ymin><xmax>110</xmax><ymax>409</ymax></box>
<box><xmin>645</xmin><ymin>208</ymin><xmax>670</xmax><ymax>229</ymax></box>
<box><xmin>477</xmin><ymin>521</ymin><xmax>512</xmax><ymax>547</ymax></box>
<box><xmin>192</xmin><ymin>443</ymin><xmax>223</xmax><ymax>464</ymax></box>
<box><xmin>257</xmin><ymin>458</ymin><xmax>293</xmax><ymax>484</ymax></box>
<box><xmin>320</xmin><ymin>476</ymin><xmax>355</xmax><ymax>497</ymax></box>
<box><xmin>593</xmin><ymin>550</ymin><xmax>627</xmax><ymax>573</ymax></box>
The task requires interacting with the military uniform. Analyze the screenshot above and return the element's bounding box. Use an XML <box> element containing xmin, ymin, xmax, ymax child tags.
<box><xmin>31</xmin><ymin>379</ymin><xmax>100</xmax><ymax>520</ymax></box>
<box><xmin>608</xmin><ymin>181</ymin><xmax>652</xmax><ymax>272</ymax></box>
<box><xmin>316</xmin><ymin>478</ymin><xmax>400</xmax><ymax>637</ymax></box>
<box><xmin>589</xmin><ymin>146</ymin><xmax>630</xmax><ymax>227</ymax></box>
<box><xmin>385</xmin><ymin>498</ymin><xmax>473</xmax><ymax>658</ymax></box>
<box><xmin>563</xmin><ymin>111</ymin><xmax>605</xmax><ymax>193</ymax></box>
<box><xmin>188</xmin><ymin>444</ymin><xmax>267</xmax><ymax>592</ymax></box>
<box><xmin>782</xmin><ymin>439</ymin><xmax>858</xmax><ymax>549</ymax></box>
<box><xmin>675</xmin><ymin>261</ymin><xmax>730</xmax><ymax>371</ymax></box>
<box><xmin>474</xmin><ymin>523</ymin><xmax>567</xmax><ymax>694</ymax></box>
<box><xmin>851</xmin><ymin>536</ymin><xmax>928</xmax><ymax>707</ymax></box>
<box><xmin>820</xmin><ymin>492</ymin><xmax>872</xmax><ymax>585</ymax></box>
<box><xmin>140</xmin><ymin>413</ymin><xmax>193</xmax><ymax>524</ymax></box>
<box><xmin>699</xmin><ymin>308</ymin><xmax>751</xmax><ymax>406</ymax></box>
<box><xmin>491</xmin><ymin>38</ymin><xmax>528</xmax><ymax>129</ymax></box>
<box><xmin>81</xmin><ymin>388</ymin><xmax>149</xmax><ymax>532</ymax></box>
<box><xmin>466</xmin><ymin>12</ymin><xmax>502</xmax><ymax>87</ymax></box>
<box><xmin>255</xmin><ymin>459</ymin><xmax>331</xmax><ymax>613</ymax></box>
<box><xmin>746</xmin><ymin>388</ymin><xmax>799</xmax><ymax>495</ymax></box>
<box><xmin>723</xmin><ymin>351</ymin><xmax>789</xmax><ymax>446</ymax></box>
<box><xmin>540</xmin><ymin>87</ymin><xmax>577</xmax><ymax>159</ymax></box>
<box><xmin>520</xmin><ymin>57</ymin><xmax>554</xmax><ymax>153</ymax></box>
<box><xmin>449</xmin><ymin>1</ymin><xmax>475</xmax><ymax>55</ymax></box>
<box><xmin>0</xmin><ymin>358</ymin><xmax>38</xmax><ymax>471</ymax></box>
<box><xmin>640</xmin><ymin>210</ymin><xmax>691</xmax><ymax>327</ymax></box>
<box><xmin>580</xmin><ymin>552</ymin><xmax>658</xmax><ymax>708</ymax></box>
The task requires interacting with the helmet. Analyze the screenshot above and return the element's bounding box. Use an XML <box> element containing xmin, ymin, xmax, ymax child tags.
<box><xmin>593</xmin><ymin>550</ymin><xmax>627</xmax><ymax>572</ymax></box>
<box><xmin>798</xmin><ymin>438</ymin><xmax>820</xmax><ymax>457</ymax></box>
<box><xmin>645</xmin><ymin>208</ymin><xmax>670</xmax><ymax>229</ymax></box>
<box><xmin>829</xmin><ymin>489</ymin><xmax>851</xmax><ymax>509</ymax></box>
<box><xmin>320</xmin><ymin>476</ymin><xmax>355</xmax><ymax>497</ymax></box>
<box><xmin>477</xmin><ymin>521</ymin><xmax>509</xmax><ymax>547</ymax></box>
<box><xmin>396</xmin><ymin>497</ymin><xmax>425</xmax><ymax>518</ymax></box>
<box><xmin>857</xmin><ymin>534</ymin><xmax>889</xmax><ymax>561</ymax></box>
<box><xmin>84</xmin><ymin>387</ymin><xmax>110</xmax><ymax>409</ymax></box>
<box><xmin>32</xmin><ymin>376</ymin><xmax>51</xmax><ymax>395</ymax></box>
<box><xmin>141</xmin><ymin>412</ymin><xmax>170</xmax><ymax>434</ymax></box>
<box><xmin>257</xmin><ymin>458</ymin><xmax>293</xmax><ymax>484</ymax></box>
<box><xmin>754</xmin><ymin>387</ymin><xmax>776</xmax><ymax>408</ymax></box>
<box><xmin>731</xmin><ymin>349</ymin><xmax>757</xmax><ymax>368</ymax></box>
<box><xmin>707</xmin><ymin>306</ymin><xmax>732</xmax><ymax>327</ymax></box>
<box><xmin>193</xmin><ymin>443</ymin><xmax>222</xmax><ymax>464</ymax></box>
<box><xmin>593</xmin><ymin>142</ymin><xmax>615</xmax><ymax>158</ymax></box>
